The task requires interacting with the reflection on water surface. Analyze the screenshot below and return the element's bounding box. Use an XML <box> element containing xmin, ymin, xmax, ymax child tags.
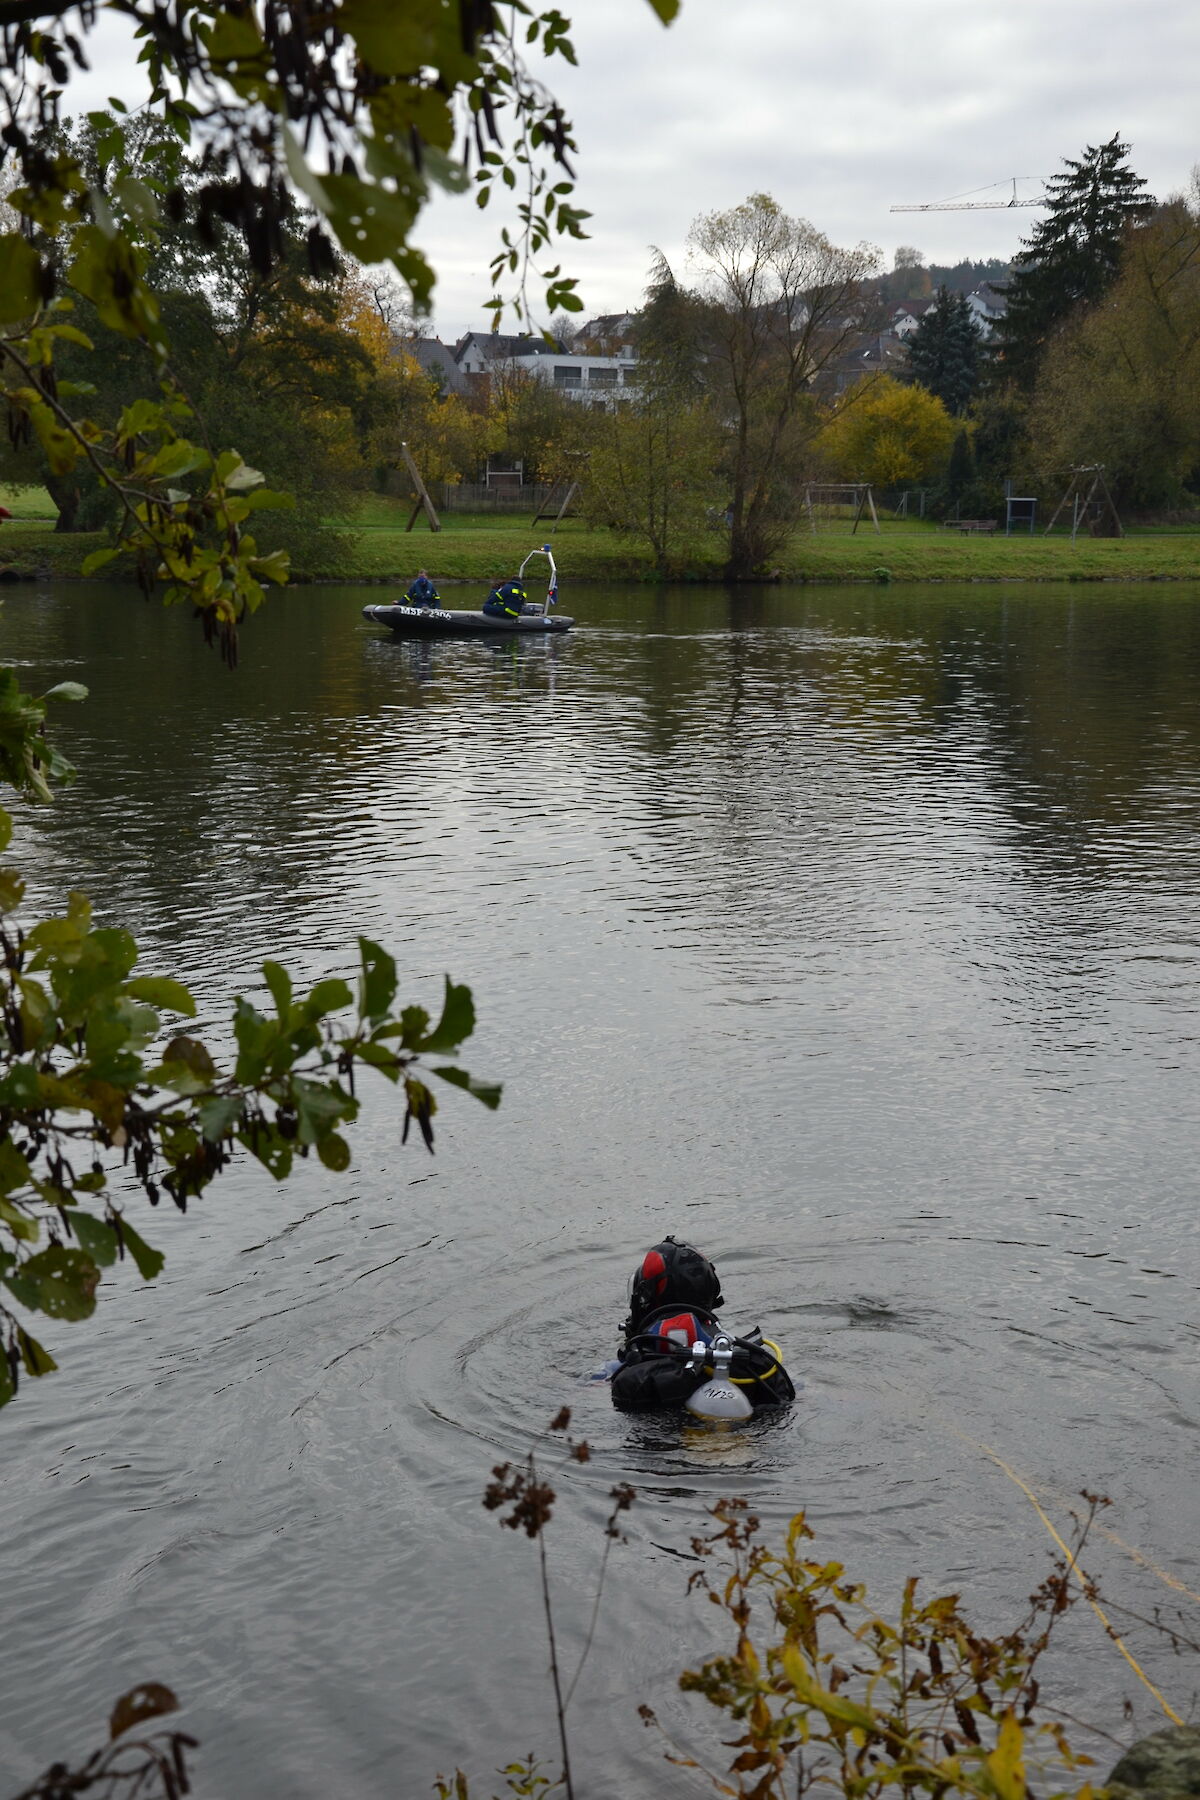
<box><xmin>0</xmin><ymin>579</ymin><xmax>1198</xmax><ymax>1796</ymax></box>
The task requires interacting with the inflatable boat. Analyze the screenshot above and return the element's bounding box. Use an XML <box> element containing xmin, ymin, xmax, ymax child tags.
<box><xmin>363</xmin><ymin>545</ymin><xmax>574</xmax><ymax>637</ymax></box>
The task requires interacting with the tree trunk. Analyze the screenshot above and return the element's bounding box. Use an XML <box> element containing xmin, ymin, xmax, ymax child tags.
<box><xmin>45</xmin><ymin>475</ymin><xmax>81</xmax><ymax>533</ymax></box>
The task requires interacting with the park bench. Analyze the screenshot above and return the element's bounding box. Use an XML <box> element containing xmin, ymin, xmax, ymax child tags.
<box><xmin>942</xmin><ymin>519</ymin><xmax>998</xmax><ymax>534</ymax></box>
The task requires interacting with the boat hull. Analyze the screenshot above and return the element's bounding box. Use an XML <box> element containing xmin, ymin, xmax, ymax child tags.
<box><xmin>363</xmin><ymin>604</ymin><xmax>573</xmax><ymax>637</ymax></box>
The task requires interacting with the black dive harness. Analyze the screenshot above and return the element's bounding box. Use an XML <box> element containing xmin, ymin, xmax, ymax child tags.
<box><xmin>611</xmin><ymin>1304</ymin><xmax>795</xmax><ymax>1413</ymax></box>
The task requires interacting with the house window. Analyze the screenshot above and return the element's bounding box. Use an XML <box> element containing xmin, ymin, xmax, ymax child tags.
<box><xmin>554</xmin><ymin>365</ymin><xmax>582</xmax><ymax>386</ymax></box>
<box><xmin>588</xmin><ymin>367</ymin><xmax>618</xmax><ymax>387</ymax></box>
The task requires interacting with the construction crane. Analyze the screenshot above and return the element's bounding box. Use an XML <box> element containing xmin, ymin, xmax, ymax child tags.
<box><xmin>891</xmin><ymin>177</ymin><xmax>1045</xmax><ymax>214</ymax></box>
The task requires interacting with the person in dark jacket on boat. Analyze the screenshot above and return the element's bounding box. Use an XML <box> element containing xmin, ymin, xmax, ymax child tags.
<box><xmin>405</xmin><ymin>571</ymin><xmax>440</xmax><ymax>607</ymax></box>
<box><xmin>482</xmin><ymin>577</ymin><xmax>528</xmax><ymax>619</ymax></box>
<box><xmin>607</xmin><ymin>1236</ymin><xmax>795</xmax><ymax>1412</ymax></box>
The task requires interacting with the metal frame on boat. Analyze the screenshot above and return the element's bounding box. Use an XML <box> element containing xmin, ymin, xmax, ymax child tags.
<box><xmin>363</xmin><ymin>544</ymin><xmax>574</xmax><ymax>637</ymax></box>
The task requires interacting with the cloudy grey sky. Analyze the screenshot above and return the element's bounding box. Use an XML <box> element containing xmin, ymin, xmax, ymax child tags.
<box><xmin>416</xmin><ymin>0</ymin><xmax>1200</xmax><ymax>337</ymax></box>
<box><xmin>71</xmin><ymin>0</ymin><xmax>1200</xmax><ymax>339</ymax></box>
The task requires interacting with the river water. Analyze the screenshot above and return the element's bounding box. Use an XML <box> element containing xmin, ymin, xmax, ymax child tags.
<box><xmin>0</xmin><ymin>578</ymin><xmax>1198</xmax><ymax>1795</ymax></box>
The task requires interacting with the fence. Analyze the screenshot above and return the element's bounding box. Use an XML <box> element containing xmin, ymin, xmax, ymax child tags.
<box><xmin>439</xmin><ymin>481</ymin><xmax>562</xmax><ymax>513</ymax></box>
<box><xmin>377</xmin><ymin>470</ymin><xmax>572</xmax><ymax>513</ymax></box>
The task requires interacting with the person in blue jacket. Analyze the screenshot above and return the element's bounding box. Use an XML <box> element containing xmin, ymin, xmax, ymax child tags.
<box><xmin>405</xmin><ymin>570</ymin><xmax>440</xmax><ymax>607</ymax></box>
<box><xmin>482</xmin><ymin>576</ymin><xmax>528</xmax><ymax>619</ymax></box>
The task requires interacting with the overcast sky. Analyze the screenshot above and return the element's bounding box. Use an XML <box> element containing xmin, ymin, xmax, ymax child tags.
<box><xmin>73</xmin><ymin>0</ymin><xmax>1200</xmax><ymax>340</ymax></box>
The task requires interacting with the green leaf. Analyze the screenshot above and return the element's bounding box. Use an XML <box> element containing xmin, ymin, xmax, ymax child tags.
<box><xmin>291</xmin><ymin>1075</ymin><xmax>353</xmax><ymax>1145</ymax></box>
<box><xmin>0</xmin><ymin>1348</ymin><xmax>12</xmax><ymax>1408</ymax></box>
<box><xmin>0</xmin><ymin>1196</ymin><xmax>39</xmax><ymax>1241</ymax></box>
<box><xmin>68</xmin><ymin>223</ymin><xmax>163</xmax><ymax>348</ymax></box>
<box><xmin>248</xmin><ymin>548</ymin><xmax>290</xmax><ymax>586</ymax></box>
<box><xmin>81</xmin><ymin>547</ymin><xmax>120</xmax><ymax>576</ymax></box>
<box><xmin>237</xmin><ymin>1124</ymin><xmax>293</xmax><ymax>1180</ymax></box>
<box><xmin>419</xmin><ymin>977</ymin><xmax>475</xmax><ymax>1052</ymax></box>
<box><xmin>16</xmin><ymin>1326</ymin><xmax>57</xmax><ymax>1377</ymax></box>
<box><xmin>642</xmin><ymin>0</ymin><xmax>680</xmax><ymax>19</ymax></box>
<box><xmin>112</xmin><ymin>172</ymin><xmax>160</xmax><ymax>226</ymax></box>
<box><xmin>357</xmin><ymin>937</ymin><xmax>397</xmax><ymax>1022</ymax></box>
<box><xmin>215</xmin><ymin>454</ymin><xmax>263</xmax><ymax>492</ymax></box>
<box><xmin>69</xmin><ymin>1212</ymin><xmax>120</xmax><ymax>1267</ymax></box>
<box><xmin>316</xmin><ymin>1132</ymin><xmax>351</xmax><ymax>1172</ymax></box>
<box><xmin>432</xmin><ymin>1065</ymin><xmax>502</xmax><ymax>1110</ymax></box>
<box><xmin>396</xmin><ymin>1004</ymin><xmax>429</xmax><ymax>1049</ymax></box>
<box><xmin>242</xmin><ymin>488</ymin><xmax>296</xmax><ymax>513</ymax></box>
<box><xmin>423</xmin><ymin>146</ymin><xmax>469</xmax><ymax>196</ymax></box>
<box><xmin>116</xmin><ymin>1219</ymin><xmax>164</xmax><ymax>1282</ymax></box>
<box><xmin>26</xmin><ymin>398</ymin><xmax>80</xmax><ymax>476</ymax></box>
<box><xmin>43</xmin><ymin>681</ymin><xmax>89</xmax><ymax>703</ymax></box>
<box><xmin>155</xmin><ymin>1032</ymin><xmax>217</xmax><ymax>1092</ymax></box>
<box><xmin>347</xmin><ymin>1038</ymin><xmax>402</xmax><ymax>1083</ymax></box>
<box><xmin>46</xmin><ymin>321</ymin><xmax>93</xmax><ymax>350</ymax></box>
<box><xmin>125</xmin><ymin>974</ymin><xmax>196</xmax><ymax>1016</ymax></box>
<box><xmin>321</xmin><ymin>174</ymin><xmax>433</xmax><ymax>306</ymax></box>
<box><xmin>262</xmin><ymin>960</ymin><xmax>293</xmax><ymax>1019</ymax></box>
<box><xmin>197</xmin><ymin>1093</ymin><xmax>244</xmax><ymax>1142</ymax></box>
<box><xmin>146</xmin><ymin>438</ymin><xmax>210</xmax><ymax>481</ymax></box>
<box><xmin>0</xmin><ymin>233</ymin><xmax>41</xmax><ymax>324</ymax></box>
<box><xmin>233</xmin><ymin>996</ymin><xmax>278</xmax><ymax>1082</ymax></box>
<box><xmin>304</xmin><ymin>977</ymin><xmax>353</xmax><ymax>1019</ymax></box>
<box><xmin>4</xmin><ymin>1245</ymin><xmax>101</xmax><ymax>1320</ymax></box>
<box><xmin>0</xmin><ymin>1139</ymin><xmax>32</xmax><ymax>1197</ymax></box>
<box><xmin>0</xmin><ymin>1062</ymin><xmax>41</xmax><ymax>1108</ymax></box>
<box><xmin>117</xmin><ymin>396</ymin><xmax>162</xmax><ymax>438</ymax></box>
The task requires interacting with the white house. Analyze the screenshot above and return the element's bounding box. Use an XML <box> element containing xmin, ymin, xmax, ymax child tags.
<box><xmin>451</xmin><ymin>329</ymin><xmax>640</xmax><ymax>410</ymax></box>
<box><xmin>509</xmin><ymin>350</ymin><xmax>640</xmax><ymax>409</ymax></box>
<box><xmin>965</xmin><ymin>285</ymin><xmax>1006</xmax><ymax>336</ymax></box>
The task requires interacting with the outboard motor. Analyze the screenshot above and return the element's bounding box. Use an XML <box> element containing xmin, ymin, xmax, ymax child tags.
<box><xmin>684</xmin><ymin>1332</ymin><xmax>753</xmax><ymax>1422</ymax></box>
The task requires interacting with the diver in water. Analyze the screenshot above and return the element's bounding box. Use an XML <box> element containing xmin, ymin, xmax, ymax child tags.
<box><xmin>608</xmin><ymin>1236</ymin><xmax>795</xmax><ymax>1413</ymax></box>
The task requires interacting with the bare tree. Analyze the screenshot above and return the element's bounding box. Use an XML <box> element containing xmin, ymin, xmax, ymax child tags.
<box><xmin>547</xmin><ymin>312</ymin><xmax>580</xmax><ymax>351</ymax></box>
<box><xmin>369</xmin><ymin>272</ymin><xmax>418</xmax><ymax>346</ymax></box>
<box><xmin>686</xmin><ymin>193</ymin><xmax>880</xmax><ymax>577</ymax></box>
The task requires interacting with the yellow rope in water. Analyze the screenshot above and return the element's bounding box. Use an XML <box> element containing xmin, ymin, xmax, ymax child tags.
<box><xmin>955</xmin><ymin>1431</ymin><xmax>1183</xmax><ymax>1727</ymax></box>
<box><xmin>1088</xmin><ymin>1520</ymin><xmax>1200</xmax><ymax>1610</ymax></box>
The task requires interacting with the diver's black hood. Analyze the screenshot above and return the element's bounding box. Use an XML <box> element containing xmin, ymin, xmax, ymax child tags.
<box><xmin>625</xmin><ymin>1236</ymin><xmax>724</xmax><ymax>1334</ymax></box>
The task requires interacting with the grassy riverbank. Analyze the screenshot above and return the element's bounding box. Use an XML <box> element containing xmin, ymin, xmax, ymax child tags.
<box><xmin>4</xmin><ymin>487</ymin><xmax>1200</xmax><ymax>584</ymax></box>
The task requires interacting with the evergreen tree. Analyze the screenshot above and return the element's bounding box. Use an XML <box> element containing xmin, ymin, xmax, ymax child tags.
<box><xmin>634</xmin><ymin>249</ymin><xmax>712</xmax><ymax>402</ymax></box>
<box><xmin>907</xmin><ymin>286</ymin><xmax>983</xmax><ymax>414</ymax></box>
<box><xmin>945</xmin><ymin>429</ymin><xmax>974</xmax><ymax>501</ymax></box>
<box><xmin>998</xmin><ymin>134</ymin><xmax>1153</xmax><ymax>390</ymax></box>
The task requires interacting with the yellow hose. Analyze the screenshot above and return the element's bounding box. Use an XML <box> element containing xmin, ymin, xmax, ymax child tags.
<box><xmin>953</xmin><ymin>1429</ymin><xmax>1183</xmax><ymax>1727</ymax></box>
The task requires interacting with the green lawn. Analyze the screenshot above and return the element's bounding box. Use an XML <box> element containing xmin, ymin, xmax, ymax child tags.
<box><xmin>4</xmin><ymin>486</ymin><xmax>1200</xmax><ymax>584</ymax></box>
<box><xmin>0</xmin><ymin>484</ymin><xmax>57</xmax><ymax>520</ymax></box>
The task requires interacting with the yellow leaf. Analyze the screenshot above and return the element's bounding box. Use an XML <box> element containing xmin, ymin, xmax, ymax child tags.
<box><xmin>986</xmin><ymin>1711</ymin><xmax>1026</xmax><ymax>1800</ymax></box>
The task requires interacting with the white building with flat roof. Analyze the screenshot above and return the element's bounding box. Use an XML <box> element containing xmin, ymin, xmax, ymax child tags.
<box><xmin>511</xmin><ymin>350</ymin><xmax>640</xmax><ymax>409</ymax></box>
<box><xmin>452</xmin><ymin>330</ymin><xmax>640</xmax><ymax>410</ymax></box>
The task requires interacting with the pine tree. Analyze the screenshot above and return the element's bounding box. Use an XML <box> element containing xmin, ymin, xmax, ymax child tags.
<box><xmin>634</xmin><ymin>250</ymin><xmax>711</xmax><ymax>403</ymax></box>
<box><xmin>907</xmin><ymin>287</ymin><xmax>983</xmax><ymax>415</ymax></box>
<box><xmin>998</xmin><ymin>134</ymin><xmax>1153</xmax><ymax>390</ymax></box>
<box><xmin>946</xmin><ymin>429</ymin><xmax>974</xmax><ymax>498</ymax></box>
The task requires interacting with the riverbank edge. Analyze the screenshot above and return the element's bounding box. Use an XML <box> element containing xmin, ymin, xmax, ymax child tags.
<box><xmin>5</xmin><ymin>563</ymin><xmax>1200</xmax><ymax>589</ymax></box>
<box><xmin>4</xmin><ymin>522</ymin><xmax>1200</xmax><ymax>586</ymax></box>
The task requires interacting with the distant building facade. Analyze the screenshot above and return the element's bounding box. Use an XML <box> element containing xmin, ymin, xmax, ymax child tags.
<box><xmin>451</xmin><ymin>329</ymin><xmax>640</xmax><ymax>410</ymax></box>
<box><xmin>965</xmin><ymin>284</ymin><xmax>1006</xmax><ymax>336</ymax></box>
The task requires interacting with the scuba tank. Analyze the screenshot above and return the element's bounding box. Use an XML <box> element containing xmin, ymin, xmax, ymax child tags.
<box><xmin>684</xmin><ymin>1332</ymin><xmax>754</xmax><ymax>1422</ymax></box>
